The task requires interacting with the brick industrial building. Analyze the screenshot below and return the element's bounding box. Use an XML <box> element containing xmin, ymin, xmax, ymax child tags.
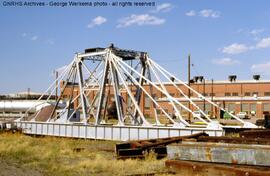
<box><xmin>61</xmin><ymin>78</ymin><xmax>270</xmax><ymax>121</ymax></box>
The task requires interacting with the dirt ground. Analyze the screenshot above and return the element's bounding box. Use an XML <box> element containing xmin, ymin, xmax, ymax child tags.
<box><xmin>0</xmin><ymin>158</ymin><xmax>42</xmax><ymax>176</ymax></box>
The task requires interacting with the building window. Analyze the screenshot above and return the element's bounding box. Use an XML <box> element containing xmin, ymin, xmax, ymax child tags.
<box><xmin>178</xmin><ymin>103</ymin><xmax>188</xmax><ymax>117</ymax></box>
<box><xmin>232</xmin><ymin>92</ymin><xmax>239</xmax><ymax>96</ymax></box>
<box><xmin>144</xmin><ymin>96</ymin><xmax>151</xmax><ymax>109</ymax></box>
<box><xmin>262</xmin><ymin>103</ymin><xmax>270</xmax><ymax>112</ymax></box>
<box><xmin>205</xmin><ymin>104</ymin><xmax>211</xmax><ymax>114</ymax></box>
<box><xmin>264</xmin><ymin>92</ymin><xmax>270</xmax><ymax>96</ymax></box>
<box><xmin>250</xmin><ymin>103</ymin><xmax>257</xmax><ymax>116</ymax></box>
<box><xmin>225</xmin><ymin>92</ymin><xmax>231</xmax><ymax>96</ymax></box>
<box><xmin>227</xmin><ymin>103</ymin><xmax>236</xmax><ymax>113</ymax></box>
<box><xmin>242</xmin><ymin>103</ymin><xmax>249</xmax><ymax>113</ymax></box>
<box><xmin>198</xmin><ymin>104</ymin><xmax>204</xmax><ymax>111</ymax></box>
<box><xmin>202</xmin><ymin>93</ymin><xmax>208</xmax><ymax>96</ymax></box>
<box><xmin>127</xmin><ymin>96</ymin><xmax>132</xmax><ymax>106</ymax></box>
<box><xmin>244</xmin><ymin>92</ymin><xmax>251</xmax><ymax>96</ymax></box>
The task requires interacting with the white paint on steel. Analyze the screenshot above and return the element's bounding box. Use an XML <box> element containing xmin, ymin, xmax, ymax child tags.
<box><xmin>15</xmin><ymin>121</ymin><xmax>223</xmax><ymax>141</ymax></box>
<box><xmin>14</xmin><ymin>45</ymin><xmax>258</xmax><ymax>141</ymax></box>
<box><xmin>0</xmin><ymin>100</ymin><xmax>49</xmax><ymax>111</ymax></box>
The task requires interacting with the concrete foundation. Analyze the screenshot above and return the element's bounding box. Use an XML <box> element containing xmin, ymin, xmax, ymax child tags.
<box><xmin>167</xmin><ymin>141</ymin><xmax>270</xmax><ymax>166</ymax></box>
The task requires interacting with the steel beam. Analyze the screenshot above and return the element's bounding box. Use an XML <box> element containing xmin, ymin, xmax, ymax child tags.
<box><xmin>133</xmin><ymin>54</ymin><xmax>147</xmax><ymax>125</ymax></box>
<box><xmin>95</xmin><ymin>53</ymin><xmax>110</xmax><ymax>125</ymax></box>
<box><xmin>76</xmin><ymin>57</ymin><xmax>88</xmax><ymax>123</ymax></box>
<box><xmin>109</xmin><ymin>56</ymin><xmax>124</xmax><ymax>125</ymax></box>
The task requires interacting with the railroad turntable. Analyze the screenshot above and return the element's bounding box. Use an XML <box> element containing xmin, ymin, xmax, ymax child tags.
<box><xmin>11</xmin><ymin>44</ymin><xmax>259</xmax><ymax>141</ymax></box>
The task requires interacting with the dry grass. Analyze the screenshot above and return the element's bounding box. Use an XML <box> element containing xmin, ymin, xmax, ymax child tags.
<box><xmin>0</xmin><ymin>131</ymin><xmax>170</xmax><ymax>176</ymax></box>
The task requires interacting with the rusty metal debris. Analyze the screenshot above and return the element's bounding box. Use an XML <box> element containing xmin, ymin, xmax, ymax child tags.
<box><xmin>167</xmin><ymin>141</ymin><xmax>270</xmax><ymax>166</ymax></box>
<box><xmin>197</xmin><ymin>135</ymin><xmax>270</xmax><ymax>145</ymax></box>
<box><xmin>115</xmin><ymin>132</ymin><xmax>207</xmax><ymax>159</ymax></box>
<box><xmin>166</xmin><ymin>160</ymin><xmax>270</xmax><ymax>176</ymax></box>
<box><xmin>116</xmin><ymin>128</ymin><xmax>270</xmax><ymax>176</ymax></box>
<box><xmin>165</xmin><ymin>129</ymin><xmax>270</xmax><ymax>175</ymax></box>
<box><xmin>239</xmin><ymin>129</ymin><xmax>270</xmax><ymax>139</ymax></box>
<box><xmin>116</xmin><ymin>129</ymin><xmax>270</xmax><ymax>160</ymax></box>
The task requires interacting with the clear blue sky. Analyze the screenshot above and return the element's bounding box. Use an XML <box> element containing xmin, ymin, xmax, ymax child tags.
<box><xmin>0</xmin><ymin>0</ymin><xmax>270</xmax><ymax>94</ymax></box>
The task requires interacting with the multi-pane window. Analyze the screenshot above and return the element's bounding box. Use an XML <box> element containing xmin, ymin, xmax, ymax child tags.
<box><xmin>205</xmin><ymin>104</ymin><xmax>211</xmax><ymax>114</ymax></box>
<box><xmin>225</xmin><ymin>92</ymin><xmax>231</xmax><ymax>96</ymax></box>
<box><xmin>242</xmin><ymin>103</ymin><xmax>249</xmax><ymax>113</ymax></box>
<box><xmin>250</xmin><ymin>103</ymin><xmax>257</xmax><ymax>113</ymax></box>
<box><xmin>127</xmin><ymin>96</ymin><xmax>132</xmax><ymax>106</ymax></box>
<box><xmin>264</xmin><ymin>92</ymin><xmax>270</xmax><ymax>96</ymax></box>
<box><xmin>244</xmin><ymin>92</ymin><xmax>251</xmax><ymax>96</ymax></box>
<box><xmin>177</xmin><ymin>103</ymin><xmax>188</xmax><ymax>117</ymax></box>
<box><xmin>263</xmin><ymin>103</ymin><xmax>270</xmax><ymax>112</ymax></box>
<box><xmin>144</xmin><ymin>96</ymin><xmax>151</xmax><ymax>109</ymax></box>
<box><xmin>227</xmin><ymin>103</ymin><xmax>236</xmax><ymax>112</ymax></box>
<box><xmin>232</xmin><ymin>92</ymin><xmax>239</xmax><ymax>96</ymax></box>
<box><xmin>202</xmin><ymin>93</ymin><xmax>208</xmax><ymax>96</ymax></box>
<box><xmin>209</xmin><ymin>93</ymin><xmax>215</xmax><ymax>96</ymax></box>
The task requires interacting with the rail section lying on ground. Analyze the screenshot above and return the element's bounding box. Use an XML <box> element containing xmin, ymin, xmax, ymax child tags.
<box><xmin>115</xmin><ymin>132</ymin><xmax>208</xmax><ymax>159</ymax></box>
<box><xmin>115</xmin><ymin>130</ymin><xmax>270</xmax><ymax>159</ymax></box>
<box><xmin>165</xmin><ymin>131</ymin><xmax>270</xmax><ymax>175</ymax></box>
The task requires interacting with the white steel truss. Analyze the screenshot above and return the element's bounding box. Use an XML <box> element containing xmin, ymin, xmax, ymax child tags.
<box><xmin>17</xmin><ymin>44</ymin><xmax>258</xmax><ymax>131</ymax></box>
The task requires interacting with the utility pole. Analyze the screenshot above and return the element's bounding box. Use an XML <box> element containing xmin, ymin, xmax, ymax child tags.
<box><xmin>211</xmin><ymin>79</ymin><xmax>214</xmax><ymax>118</ymax></box>
<box><xmin>188</xmin><ymin>54</ymin><xmax>191</xmax><ymax>122</ymax></box>
<box><xmin>203</xmin><ymin>78</ymin><xmax>205</xmax><ymax>112</ymax></box>
<box><xmin>27</xmin><ymin>87</ymin><xmax>30</xmax><ymax>99</ymax></box>
<box><xmin>55</xmin><ymin>70</ymin><xmax>58</xmax><ymax>101</ymax></box>
<box><xmin>240</xmin><ymin>83</ymin><xmax>243</xmax><ymax>112</ymax></box>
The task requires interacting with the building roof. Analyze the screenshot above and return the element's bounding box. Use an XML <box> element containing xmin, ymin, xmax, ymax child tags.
<box><xmin>155</xmin><ymin>79</ymin><xmax>270</xmax><ymax>85</ymax></box>
<box><xmin>0</xmin><ymin>91</ymin><xmax>56</xmax><ymax>100</ymax></box>
<box><xmin>9</xmin><ymin>91</ymin><xmax>45</xmax><ymax>96</ymax></box>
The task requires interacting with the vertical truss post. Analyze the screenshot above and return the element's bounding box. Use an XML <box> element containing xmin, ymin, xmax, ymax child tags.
<box><xmin>111</xmin><ymin>55</ymin><xmax>151</xmax><ymax>126</ymax></box>
<box><xmin>116</xmin><ymin>56</ymin><xmax>190</xmax><ymax>126</ymax></box>
<box><xmin>76</xmin><ymin>55</ymin><xmax>88</xmax><ymax>123</ymax></box>
<box><xmin>109</xmin><ymin>54</ymin><xmax>124</xmax><ymax>125</ymax></box>
<box><xmin>147</xmin><ymin>67</ymin><xmax>161</xmax><ymax>125</ymax></box>
<box><xmin>133</xmin><ymin>53</ymin><xmax>147</xmax><ymax>125</ymax></box>
<box><xmin>114</xmin><ymin>56</ymin><xmax>177</xmax><ymax>125</ymax></box>
<box><xmin>95</xmin><ymin>51</ymin><xmax>110</xmax><ymax>125</ymax></box>
<box><xmin>188</xmin><ymin>54</ymin><xmax>191</xmax><ymax>122</ymax></box>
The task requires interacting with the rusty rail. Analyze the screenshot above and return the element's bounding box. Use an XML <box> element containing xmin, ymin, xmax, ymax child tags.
<box><xmin>115</xmin><ymin>132</ymin><xmax>208</xmax><ymax>159</ymax></box>
<box><xmin>239</xmin><ymin>129</ymin><xmax>270</xmax><ymax>139</ymax></box>
<box><xmin>197</xmin><ymin>135</ymin><xmax>270</xmax><ymax>145</ymax></box>
<box><xmin>116</xmin><ymin>129</ymin><xmax>270</xmax><ymax>161</ymax></box>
